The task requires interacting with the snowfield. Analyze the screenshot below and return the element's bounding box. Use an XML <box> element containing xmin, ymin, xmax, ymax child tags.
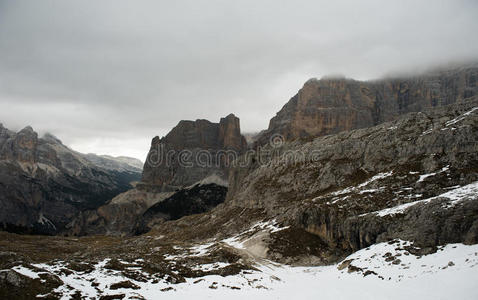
<box><xmin>6</xmin><ymin>241</ymin><xmax>478</xmax><ymax>300</ymax></box>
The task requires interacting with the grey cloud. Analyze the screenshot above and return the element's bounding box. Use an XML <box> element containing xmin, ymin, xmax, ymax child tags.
<box><xmin>1</xmin><ymin>0</ymin><xmax>477</xmax><ymax>159</ymax></box>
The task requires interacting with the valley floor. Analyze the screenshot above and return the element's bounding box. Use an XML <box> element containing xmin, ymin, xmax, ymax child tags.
<box><xmin>2</xmin><ymin>238</ymin><xmax>477</xmax><ymax>299</ymax></box>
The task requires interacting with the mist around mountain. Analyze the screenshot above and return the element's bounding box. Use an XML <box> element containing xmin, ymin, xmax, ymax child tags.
<box><xmin>1</xmin><ymin>64</ymin><xmax>478</xmax><ymax>299</ymax></box>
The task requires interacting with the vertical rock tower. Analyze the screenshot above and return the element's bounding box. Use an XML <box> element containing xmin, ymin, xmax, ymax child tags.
<box><xmin>141</xmin><ymin>114</ymin><xmax>247</xmax><ymax>190</ymax></box>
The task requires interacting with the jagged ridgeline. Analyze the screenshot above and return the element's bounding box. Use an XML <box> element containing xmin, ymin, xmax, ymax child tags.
<box><xmin>67</xmin><ymin>114</ymin><xmax>247</xmax><ymax>236</ymax></box>
<box><xmin>142</xmin><ymin>113</ymin><xmax>248</xmax><ymax>189</ymax></box>
<box><xmin>1</xmin><ymin>65</ymin><xmax>477</xmax><ymax>238</ymax></box>
<box><xmin>0</xmin><ymin>126</ymin><xmax>142</xmax><ymax>235</ymax></box>
<box><xmin>254</xmin><ymin>64</ymin><xmax>478</xmax><ymax>147</ymax></box>
<box><xmin>64</xmin><ymin>65</ymin><xmax>478</xmax><ymax>238</ymax></box>
<box><xmin>1</xmin><ymin>65</ymin><xmax>478</xmax><ymax>299</ymax></box>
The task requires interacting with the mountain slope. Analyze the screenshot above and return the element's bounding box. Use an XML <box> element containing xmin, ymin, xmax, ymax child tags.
<box><xmin>0</xmin><ymin>125</ymin><xmax>141</xmax><ymax>235</ymax></box>
<box><xmin>1</xmin><ymin>72</ymin><xmax>478</xmax><ymax>299</ymax></box>
<box><xmin>67</xmin><ymin>114</ymin><xmax>247</xmax><ymax>236</ymax></box>
<box><xmin>223</xmin><ymin>97</ymin><xmax>478</xmax><ymax>263</ymax></box>
<box><xmin>137</xmin><ymin>97</ymin><xmax>478</xmax><ymax>266</ymax></box>
<box><xmin>84</xmin><ymin>153</ymin><xmax>143</xmax><ymax>173</ymax></box>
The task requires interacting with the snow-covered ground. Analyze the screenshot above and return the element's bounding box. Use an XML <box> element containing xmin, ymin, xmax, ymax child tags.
<box><xmin>8</xmin><ymin>240</ymin><xmax>478</xmax><ymax>300</ymax></box>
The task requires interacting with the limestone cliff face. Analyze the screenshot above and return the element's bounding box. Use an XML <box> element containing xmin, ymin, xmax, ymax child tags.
<box><xmin>218</xmin><ymin>114</ymin><xmax>247</xmax><ymax>152</ymax></box>
<box><xmin>255</xmin><ymin>66</ymin><xmax>478</xmax><ymax>146</ymax></box>
<box><xmin>0</xmin><ymin>126</ymin><xmax>38</xmax><ymax>163</ymax></box>
<box><xmin>142</xmin><ymin>113</ymin><xmax>247</xmax><ymax>190</ymax></box>
<box><xmin>225</xmin><ymin>98</ymin><xmax>478</xmax><ymax>260</ymax></box>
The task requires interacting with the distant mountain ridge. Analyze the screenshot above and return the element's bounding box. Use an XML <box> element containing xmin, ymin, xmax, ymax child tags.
<box><xmin>68</xmin><ymin>114</ymin><xmax>246</xmax><ymax>236</ymax></box>
<box><xmin>0</xmin><ymin>123</ymin><xmax>142</xmax><ymax>235</ymax></box>
<box><xmin>84</xmin><ymin>153</ymin><xmax>143</xmax><ymax>173</ymax></box>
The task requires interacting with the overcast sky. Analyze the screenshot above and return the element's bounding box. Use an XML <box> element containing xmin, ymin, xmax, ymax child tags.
<box><xmin>1</xmin><ymin>0</ymin><xmax>478</xmax><ymax>160</ymax></box>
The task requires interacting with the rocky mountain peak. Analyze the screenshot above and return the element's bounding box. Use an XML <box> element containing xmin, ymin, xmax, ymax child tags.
<box><xmin>0</xmin><ymin>123</ymin><xmax>10</xmax><ymax>138</ymax></box>
<box><xmin>254</xmin><ymin>66</ymin><xmax>478</xmax><ymax>147</ymax></box>
<box><xmin>19</xmin><ymin>125</ymin><xmax>34</xmax><ymax>132</ymax></box>
<box><xmin>219</xmin><ymin>113</ymin><xmax>247</xmax><ymax>151</ymax></box>
<box><xmin>9</xmin><ymin>125</ymin><xmax>39</xmax><ymax>163</ymax></box>
<box><xmin>0</xmin><ymin>122</ymin><xmax>142</xmax><ymax>235</ymax></box>
<box><xmin>142</xmin><ymin>114</ymin><xmax>247</xmax><ymax>189</ymax></box>
<box><xmin>221</xmin><ymin>113</ymin><xmax>238</xmax><ymax>120</ymax></box>
<box><xmin>42</xmin><ymin>132</ymin><xmax>63</xmax><ymax>144</ymax></box>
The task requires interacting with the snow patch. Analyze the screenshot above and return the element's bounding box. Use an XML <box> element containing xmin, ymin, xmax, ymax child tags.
<box><xmin>192</xmin><ymin>262</ymin><xmax>231</xmax><ymax>272</ymax></box>
<box><xmin>366</xmin><ymin>181</ymin><xmax>478</xmax><ymax>217</ymax></box>
<box><xmin>11</xmin><ymin>266</ymin><xmax>41</xmax><ymax>279</ymax></box>
<box><xmin>445</xmin><ymin>107</ymin><xmax>478</xmax><ymax>127</ymax></box>
<box><xmin>223</xmin><ymin>220</ymin><xmax>289</xmax><ymax>250</ymax></box>
<box><xmin>417</xmin><ymin>165</ymin><xmax>449</xmax><ymax>182</ymax></box>
<box><xmin>15</xmin><ymin>242</ymin><xmax>478</xmax><ymax>300</ymax></box>
<box><xmin>189</xmin><ymin>174</ymin><xmax>228</xmax><ymax>188</ymax></box>
<box><xmin>38</xmin><ymin>212</ymin><xmax>56</xmax><ymax>229</ymax></box>
<box><xmin>330</xmin><ymin>171</ymin><xmax>393</xmax><ymax>197</ymax></box>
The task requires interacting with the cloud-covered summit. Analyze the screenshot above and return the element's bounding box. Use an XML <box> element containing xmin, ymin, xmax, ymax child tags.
<box><xmin>1</xmin><ymin>0</ymin><xmax>477</xmax><ymax>159</ymax></box>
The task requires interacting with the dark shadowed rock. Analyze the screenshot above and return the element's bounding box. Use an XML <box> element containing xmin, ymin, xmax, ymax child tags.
<box><xmin>135</xmin><ymin>183</ymin><xmax>227</xmax><ymax>234</ymax></box>
<box><xmin>66</xmin><ymin>188</ymin><xmax>174</xmax><ymax>236</ymax></box>
<box><xmin>0</xmin><ymin>126</ymin><xmax>142</xmax><ymax>235</ymax></box>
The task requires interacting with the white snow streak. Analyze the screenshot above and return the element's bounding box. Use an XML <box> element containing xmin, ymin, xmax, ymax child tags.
<box><xmin>368</xmin><ymin>181</ymin><xmax>478</xmax><ymax>217</ymax></box>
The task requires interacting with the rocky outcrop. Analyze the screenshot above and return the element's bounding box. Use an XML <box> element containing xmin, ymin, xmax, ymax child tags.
<box><xmin>135</xmin><ymin>183</ymin><xmax>227</xmax><ymax>235</ymax></box>
<box><xmin>67</xmin><ymin>114</ymin><xmax>243</xmax><ymax>236</ymax></box>
<box><xmin>225</xmin><ymin>97</ymin><xmax>478</xmax><ymax>260</ymax></box>
<box><xmin>142</xmin><ymin>114</ymin><xmax>247</xmax><ymax>190</ymax></box>
<box><xmin>66</xmin><ymin>187</ymin><xmax>174</xmax><ymax>236</ymax></box>
<box><xmin>255</xmin><ymin>65</ymin><xmax>478</xmax><ymax>147</ymax></box>
<box><xmin>0</xmin><ymin>125</ymin><xmax>142</xmax><ymax>235</ymax></box>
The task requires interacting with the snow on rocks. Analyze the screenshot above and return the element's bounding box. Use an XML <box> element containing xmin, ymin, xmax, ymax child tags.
<box><xmin>417</xmin><ymin>165</ymin><xmax>449</xmax><ymax>182</ymax></box>
<box><xmin>366</xmin><ymin>181</ymin><xmax>478</xmax><ymax>217</ymax></box>
<box><xmin>11</xmin><ymin>265</ymin><xmax>41</xmax><ymax>279</ymax></box>
<box><xmin>222</xmin><ymin>219</ymin><xmax>290</xmax><ymax>250</ymax></box>
<box><xmin>313</xmin><ymin>171</ymin><xmax>395</xmax><ymax>205</ymax></box>
<box><xmin>339</xmin><ymin>240</ymin><xmax>478</xmax><ymax>281</ymax></box>
<box><xmin>422</xmin><ymin>106</ymin><xmax>477</xmax><ymax>135</ymax></box>
<box><xmin>444</xmin><ymin>107</ymin><xmax>478</xmax><ymax>127</ymax></box>
<box><xmin>10</xmin><ymin>241</ymin><xmax>478</xmax><ymax>300</ymax></box>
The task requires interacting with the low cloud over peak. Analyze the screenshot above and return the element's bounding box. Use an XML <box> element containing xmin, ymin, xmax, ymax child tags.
<box><xmin>1</xmin><ymin>0</ymin><xmax>477</xmax><ymax>159</ymax></box>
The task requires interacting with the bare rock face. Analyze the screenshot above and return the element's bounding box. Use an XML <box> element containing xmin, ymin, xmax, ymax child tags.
<box><xmin>255</xmin><ymin>66</ymin><xmax>478</xmax><ymax>146</ymax></box>
<box><xmin>0</xmin><ymin>125</ymin><xmax>141</xmax><ymax>235</ymax></box>
<box><xmin>0</xmin><ymin>126</ymin><xmax>38</xmax><ymax>163</ymax></box>
<box><xmin>218</xmin><ymin>114</ymin><xmax>248</xmax><ymax>152</ymax></box>
<box><xmin>142</xmin><ymin>113</ymin><xmax>247</xmax><ymax>190</ymax></box>
<box><xmin>68</xmin><ymin>115</ymin><xmax>245</xmax><ymax>236</ymax></box>
<box><xmin>66</xmin><ymin>188</ymin><xmax>174</xmax><ymax>236</ymax></box>
<box><xmin>226</xmin><ymin>97</ymin><xmax>478</xmax><ymax>259</ymax></box>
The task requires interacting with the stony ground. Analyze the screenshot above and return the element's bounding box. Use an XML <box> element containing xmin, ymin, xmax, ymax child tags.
<box><xmin>1</xmin><ymin>229</ymin><xmax>478</xmax><ymax>299</ymax></box>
